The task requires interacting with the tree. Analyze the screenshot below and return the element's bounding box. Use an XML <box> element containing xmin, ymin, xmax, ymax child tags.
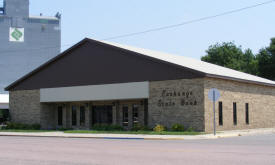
<box><xmin>257</xmin><ymin>38</ymin><xmax>275</xmax><ymax>80</ymax></box>
<box><xmin>201</xmin><ymin>42</ymin><xmax>258</xmax><ymax>75</ymax></box>
<box><xmin>242</xmin><ymin>49</ymin><xmax>258</xmax><ymax>76</ymax></box>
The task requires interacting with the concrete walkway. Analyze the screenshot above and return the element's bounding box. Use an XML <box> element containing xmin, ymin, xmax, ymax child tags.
<box><xmin>0</xmin><ymin>128</ymin><xmax>274</xmax><ymax>140</ymax></box>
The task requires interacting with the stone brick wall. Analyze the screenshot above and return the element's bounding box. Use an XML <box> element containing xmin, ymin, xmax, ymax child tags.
<box><xmin>40</xmin><ymin>103</ymin><xmax>55</xmax><ymax>129</ymax></box>
<box><xmin>9</xmin><ymin>90</ymin><xmax>41</xmax><ymax>124</ymax></box>
<box><xmin>149</xmin><ymin>79</ymin><xmax>205</xmax><ymax>131</ymax></box>
<box><xmin>204</xmin><ymin>77</ymin><xmax>275</xmax><ymax>132</ymax></box>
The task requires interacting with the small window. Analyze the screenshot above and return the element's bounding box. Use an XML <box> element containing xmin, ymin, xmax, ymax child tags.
<box><xmin>72</xmin><ymin>106</ymin><xmax>77</xmax><ymax>126</ymax></box>
<box><xmin>57</xmin><ymin>106</ymin><xmax>63</xmax><ymax>126</ymax></box>
<box><xmin>132</xmin><ymin>104</ymin><xmax>139</xmax><ymax>125</ymax></box>
<box><xmin>233</xmin><ymin>102</ymin><xmax>237</xmax><ymax>125</ymax></box>
<box><xmin>122</xmin><ymin>106</ymin><xmax>128</xmax><ymax>126</ymax></box>
<box><xmin>245</xmin><ymin>103</ymin><xmax>249</xmax><ymax>125</ymax></box>
<box><xmin>80</xmin><ymin>106</ymin><xmax>85</xmax><ymax>126</ymax></box>
<box><xmin>218</xmin><ymin>102</ymin><xmax>223</xmax><ymax>126</ymax></box>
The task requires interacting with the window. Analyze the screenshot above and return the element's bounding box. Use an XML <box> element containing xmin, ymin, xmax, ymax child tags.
<box><xmin>72</xmin><ymin>106</ymin><xmax>77</xmax><ymax>126</ymax></box>
<box><xmin>122</xmin><ymin>106</ymin><xmax>128</xmax><ymax>126</ymax></box>
<box><xmin>57</xmin><ymin>106</ymin><xmax>63</xmax><ymax>126</ymax></box>
<box><xmin>80</xmin><ymin>106</ymin><xmax>85</xmax><ymax>126</ymax></box>
<box><xmin>233</xmin><ymin>102</ymin><xmax>237</xmax><ymax>125</ymax></box>
<box><xmin>218</xmin><ymin>102</ymin><xmax>223</xmax><ymax>126</ymax></box>
<box><xmin>245</xmin><ymin>103</ymin><xmax>249</xmax><ymax>125</ymax></box>
<box><xmin>132</xmin><ymin>104</ymin><xmax>139</xmax><ymax>125</ymax></box>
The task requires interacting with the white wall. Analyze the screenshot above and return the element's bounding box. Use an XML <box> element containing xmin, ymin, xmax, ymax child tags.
<box><xmin>0</xmin><ymin>94</ymin><xmax>9</xmax><ymax>109</ymax></box>
<box><xmin>40</xmin><ymin>82</ymin><xmax>149</xmax><ymax>103</ymax></box>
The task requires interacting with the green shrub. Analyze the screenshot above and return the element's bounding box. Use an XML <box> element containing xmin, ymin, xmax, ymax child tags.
<box><xmin>92</xmin><ymin>124</ymin><xmax>106</xmax><ymax>131</ymax></box>
<box><xmin>131</xmin><ymin>123</ymin><xmax>151</xmax><ymax>131</ymax></box>
<box><xmin>153</xmin><ymin>124</ymin><xmax>166</xmax><ymax>132</ymax></box>
<box><xmin>5</xmin><ymin>122</ymin><xmax>41</xmax><ymax>130</ymax></box>
<box><xmin>92</xmin><ymin>124</ymin><xmax>124</xmax><ymax>131</ymax></box>
<box><xmin>31</xmin><ymin>124</ymin><xmax>41</xmax><ymax>130</ymax></box>
<box><xmin>0</xmin><ymin>125</ymin><xmax>6</xmax><ymax>130</ymax></box>
<box><xmin>57</xmin><ymin>127</ymin><xmax>71</xmax><ymax>131</ymax></box>
<box><xmin>186</xmin><ymin>127</ymin><xmax>195</xmax><ymax>132</ymax></box>
<box><xmin>5</xmin><ymin>122</ymin><xmax>17</xmax><ymax>129</ymax></box>
<box><xmin>109</xmin><ymin>124</ymin><xmax>124</xmax><ymax>131</ymax></box>
<box><xmin>171</xmin><ymin>123</ymin><xmax>185</xmax><ymax>132</ymax></box>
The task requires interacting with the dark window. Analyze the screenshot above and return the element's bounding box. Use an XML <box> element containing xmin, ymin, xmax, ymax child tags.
<box><xmin>233</xmin><ymin>102</ymin><xmax>237</xmax><ymax>125</ymax></box>
<box><xmin>132</xmin><ymin>104</ymin><xmax>139</xmax><ymax>125</ymax></box>
<box><xmin>122</xmin><ymin>106</ymin><xmax>128</xmax><ymax>126</ymax></box>
<box><xmin>245</xmin><ymin>103</ymin><xmax>249</xmax><ymax>125</ymax></box>
<box><xmin>218</xmin><ymin>102</ymin><xmax>223</xmax><ymax>126</ymax></box>
<box><xmin>57</xmin><ymin>106</ymin><xmax>63</xmax><ymax>126</ymax></box>
<box><xmin>80</xmin><ymin>106</ymin><xmax>85</xmax><ymax>126</ymax></box>
<box><xmin>72</xmin><ymin>106</ymin><xmax>77</xmax><ymax>126</ymax></box>
<box><xmin>92</xmin><ymin>106</ymin><xmax>113</xmax><ymax>125</ymax></box>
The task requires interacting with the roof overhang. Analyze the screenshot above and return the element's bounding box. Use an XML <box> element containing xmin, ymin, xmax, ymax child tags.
<box><xmin>40</xmin><ymin>82</ymin><xmax>149</xmax><ymax>103</ymax></box>
<box><xmin>205</xmin><ymin>74</ymin><xmax>275</xmax><ymax>87</ymax></box>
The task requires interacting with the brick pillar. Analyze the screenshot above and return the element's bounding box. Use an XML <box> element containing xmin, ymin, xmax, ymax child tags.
<box><xmin>112</xmin><ymin>102</ymin><xmax>119</xmax><ymax>125</ymax></box>
<box><xmin>139</xmin><ymin>102</ymin><xmax>145</xmax><ymax>126</ymax></box>
<box><xmin>116</xmin><ymin>101</ymin><xmax>120</xmax><ymax>125</ymax></box>
<box><xmin>144</xmin><ymin>99</ymin><xmax>148</xmax><ymax>127</ymax></box>
<box><xmin>128</xmin><ymin>104</ymin><xmax>133</xmax><ymax>129</ymax></box>
<box><xmin>85</xmin><ymin>104</ymin><xmax>90</xmax><ymax>129</ymax></box>
<box><xmin>66</xmin><ymin>104</ymin><xmax>71</xmax><ymax>129</ymax></box>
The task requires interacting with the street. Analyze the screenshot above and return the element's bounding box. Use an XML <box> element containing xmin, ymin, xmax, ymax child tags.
<box><xmin>0</xmin><ymin>134</ymin><xmax>274</xmax><ymax>165</ymax></box>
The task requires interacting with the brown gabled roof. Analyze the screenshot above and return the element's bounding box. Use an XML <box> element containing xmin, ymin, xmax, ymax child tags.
<box><xmin>5</xmin><ymin>38</ymin><xmax>205</xmax><ymax>91</ymax></box>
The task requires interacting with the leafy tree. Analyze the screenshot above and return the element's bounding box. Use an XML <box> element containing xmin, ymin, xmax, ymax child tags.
<box><xmin>242</xmin><ymin>49</ymin><xmax>258</xmax><ymax>76</ymax></box>
<box><xmin>201</xmin><ymin>42</ymin><xmax>258</xmax><ymax>75</ymax></box>
<box><xmin>256</xmin><ymin>38</ymin><xmax>275</xmax><ymax>80</ymax></box>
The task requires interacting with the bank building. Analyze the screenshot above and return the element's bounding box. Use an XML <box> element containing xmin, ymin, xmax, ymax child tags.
<box><xmin>6</xmin><ymin>38</ymin><xmax>275</xmax><ymax>132</ymax></box>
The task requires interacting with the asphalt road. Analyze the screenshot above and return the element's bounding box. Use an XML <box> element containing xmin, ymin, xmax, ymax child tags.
<box><xmin>0</xmin><ymin>134</ymin><xmax>274</xmax><ymax>165</ymax></box>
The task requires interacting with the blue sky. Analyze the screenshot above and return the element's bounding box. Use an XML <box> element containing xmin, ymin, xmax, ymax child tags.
<box><xmin>30</xmin><ymin>0</ymin><xmax>275</xmax><ymax>59</ymax></box>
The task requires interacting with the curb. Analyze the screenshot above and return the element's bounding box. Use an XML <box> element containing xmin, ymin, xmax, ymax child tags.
<box><xmin>0</xmin><ymin>134</ymin><xmax>168</xmax><ymax>140</ymax></box>
<box><xmin>0</xmin><ymin>134</ymin><xmax>182</xmax><ymax>140</ymax></box>
<box><xmin>0</xmin><ymin>129</ymin><xmax>274</xmax><ymax>140</ymax></box>
<box><xmin>0</xmin><ymin>133</ymin><xmax>221</xmax><ymax>140</ymax></box>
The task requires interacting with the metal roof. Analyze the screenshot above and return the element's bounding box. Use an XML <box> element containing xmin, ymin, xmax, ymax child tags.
<box><xmin>101</xmin><ymin>40</ymin><xmax>275</xmax><ymax>86</ymax></box>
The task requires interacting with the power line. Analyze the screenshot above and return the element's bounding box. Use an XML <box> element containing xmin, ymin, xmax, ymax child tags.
<box><xmin>0</xmin><ymin>0</ymin><xmax>274</xmax><ymax>54</ymax></box>
<box><xmin>102</xmin><ymin>0</ymin><xmax>275</xmax><ymax>40</ymax></box>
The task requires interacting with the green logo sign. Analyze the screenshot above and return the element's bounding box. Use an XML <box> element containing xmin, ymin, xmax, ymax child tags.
<box><xmin>11</xmin><ymin>28</ymin><xmax>23</xmax><ymax>41</ymax></box>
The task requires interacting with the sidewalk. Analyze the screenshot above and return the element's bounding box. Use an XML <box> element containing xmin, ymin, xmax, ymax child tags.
<box><xmin>0</xmin><ymin>128</ymin><xmax>274</xmax><ymax>140</ymax></box>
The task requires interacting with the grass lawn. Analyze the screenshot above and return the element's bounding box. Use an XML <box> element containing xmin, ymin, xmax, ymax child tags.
<box><xmin>0</xmin><ymin>130</ymin><xmax>56</xmax><ymax>133</ymax></box>
<box><xmin>64</xmin><ymin>130</ymin><xmax>201</xmax><ymax>135</ymax></box>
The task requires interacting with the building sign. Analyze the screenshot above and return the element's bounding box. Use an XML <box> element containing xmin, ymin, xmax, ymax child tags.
<box><xmin>9</xmin><ymin>27</ymin><xmax>24</xmax><ymax>42</ymax></box>
<box><xmin>157</xmin><ymin>90</ymin><xmax>198</xmax><ymax>108</ymax></box>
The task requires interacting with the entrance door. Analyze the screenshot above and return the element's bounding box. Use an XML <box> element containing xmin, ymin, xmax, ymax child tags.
<box><xmin>92</xmin><ymin>106</ymin><xmax>113</xmax><ymax>125</ymax></box>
